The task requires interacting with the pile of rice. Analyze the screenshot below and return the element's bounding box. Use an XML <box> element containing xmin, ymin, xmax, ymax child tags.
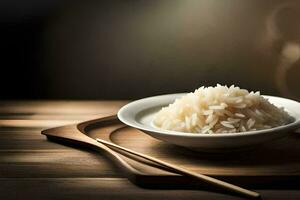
<box><xmin>153</xmin><ymin>84</ymin><xmax>293</xmax><ymax>134</ymax></box>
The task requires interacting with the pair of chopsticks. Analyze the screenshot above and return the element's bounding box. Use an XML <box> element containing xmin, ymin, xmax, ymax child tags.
<box><xmin>96</xmin><ymin>138</ymin><xmax>261</xmax><ymax>199</ymax></box>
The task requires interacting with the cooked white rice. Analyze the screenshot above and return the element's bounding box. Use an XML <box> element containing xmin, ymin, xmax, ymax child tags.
<box><xmin>153</xmin><ymin>84</ymin><xmax>293</xmax><ymax>134</ymax></box>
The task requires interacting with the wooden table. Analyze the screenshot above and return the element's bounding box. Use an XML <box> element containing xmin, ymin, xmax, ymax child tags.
<box><xmin>0</xmin><ymin>101</ymin><xmax>299</xmax><ymax>200</ymax></box>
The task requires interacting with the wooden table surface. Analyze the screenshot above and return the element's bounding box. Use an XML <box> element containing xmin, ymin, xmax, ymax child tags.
<box><xmin>0</xmin><ymin>101</ymin><xmax>299</xmax><ymax>200</ymax></box>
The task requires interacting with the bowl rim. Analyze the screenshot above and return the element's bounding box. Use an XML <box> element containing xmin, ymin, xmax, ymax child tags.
<box><xmin>118</xmin><ymin>94</ymin><xmax>300</xmax><ymax>138</ymax></box>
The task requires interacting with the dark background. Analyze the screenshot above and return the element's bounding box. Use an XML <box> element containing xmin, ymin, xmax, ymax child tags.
<box><xmin>1</xmin><ymin>0</ymin><xmax>300</xmax><ymax>100</ymax></box>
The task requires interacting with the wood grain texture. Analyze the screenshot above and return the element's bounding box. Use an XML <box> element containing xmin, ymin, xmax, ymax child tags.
<box><xmin>0</xmin><ymin>101</ymin><xmax>127</xmax><ymax>115</ymax></box>
<box><xmin>0</xmin><ymin>178</ymin><xmax>300</xmax><ymax>200</ymax></box>
<box><xmin>86</xmin><ymin>117</ymin><xmax>300</xmax><ymax>188</ymax></box>
<box><xmin>1</xmin><ymin>101</ymin><xmax>300</xmax><ymax>200</ymax></box>
<box><xmin>107</xmin><ymin>127</ymin><xmax>300</xmax><ymax>176</ymax></box>
<box><xmin>0</xmin><ymin>129</ymin><xmax>78</xmax><ymax>150</ymax></box>
<box><xmin>0</xmin><ymin>150</ymin><xmax>122</xmax><ymax>178</ymax></box>
<box><xmin>42</xmin><ymin>114</ymin><xmax>300</xmax><ymax>189</ymax></box>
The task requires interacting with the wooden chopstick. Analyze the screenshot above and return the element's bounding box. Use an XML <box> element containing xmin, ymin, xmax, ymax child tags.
<box><xmin>96</xmin><ymin>138</ymin><xmax>261</xmax><ymax>199</ymax></box>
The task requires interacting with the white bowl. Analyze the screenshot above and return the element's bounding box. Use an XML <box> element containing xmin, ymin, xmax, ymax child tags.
<box><xmin>118</xmin><ymin>94</ymin><xmax>300</xmax><ymax>152</ymax></box>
